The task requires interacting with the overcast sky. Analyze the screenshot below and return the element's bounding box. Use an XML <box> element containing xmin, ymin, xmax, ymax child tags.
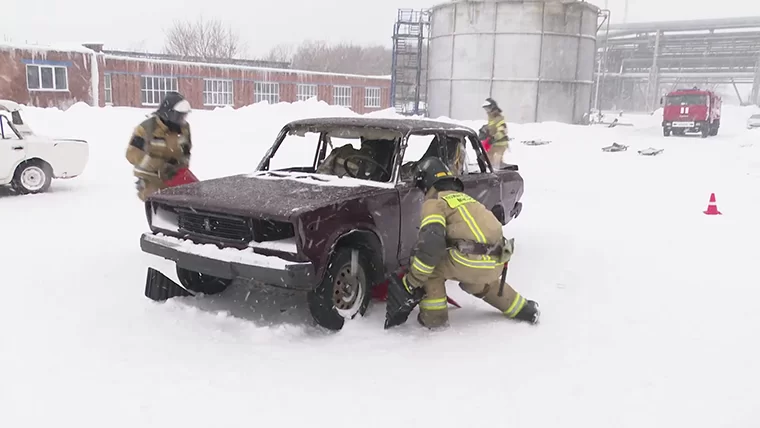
<box><xmin>5</xmin><ymin>0</ymin><xmax>760</xmax><ymax>57</ymax></box>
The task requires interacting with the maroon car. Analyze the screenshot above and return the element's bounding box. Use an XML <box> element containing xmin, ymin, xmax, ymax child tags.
<box><xmin>140</xmin><ymin>117</ymin><xmax>524</xmax><ymax>330</ymax></box>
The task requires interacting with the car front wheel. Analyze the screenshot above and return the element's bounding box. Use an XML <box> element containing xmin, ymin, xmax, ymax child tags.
<box><xmin>307</xmin><ymin>246</ymin><xmax>373</xmax><ymax>331</ymax></box>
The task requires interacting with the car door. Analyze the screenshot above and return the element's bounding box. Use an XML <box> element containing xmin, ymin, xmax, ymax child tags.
<box><xmin>456</xmin><ymin>132</ymin><xmax>502</xmax><ymax>212</ymax></box>
<box><xmin>0</xmin><ymin>115</ymin><xmax>26</xmax><ymax>183</ymax></box>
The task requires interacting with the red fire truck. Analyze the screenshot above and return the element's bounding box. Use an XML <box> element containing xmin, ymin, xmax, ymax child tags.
<box><xmin>661</xmin><ymin>88</ymin><xmax>722</xmax><ymax>138</ymax></box>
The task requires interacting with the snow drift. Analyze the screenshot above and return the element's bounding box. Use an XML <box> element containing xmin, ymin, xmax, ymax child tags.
<box><xmin>2</xmin><ymin>99</ymin><xmax>759</xmax><ymax>428</ymax></box>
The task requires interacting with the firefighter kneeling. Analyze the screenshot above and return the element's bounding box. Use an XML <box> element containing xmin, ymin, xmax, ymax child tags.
<box><xmin>384</xmin><ymin>157</ymin><xmax>540</xmax><ymax>330</ymax></box>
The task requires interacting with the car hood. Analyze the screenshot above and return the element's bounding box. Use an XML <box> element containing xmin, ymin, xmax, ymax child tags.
<box><xmin>148</xmin><ymin>170</ymin><xmax>397</xmax><ymax>219</ymax></box>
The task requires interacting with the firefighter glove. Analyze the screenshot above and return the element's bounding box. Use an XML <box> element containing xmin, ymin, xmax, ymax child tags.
<box><xmin>384</xmin><ymin>274</ymin><xmax>424</xmax><ymax>329</ymax></box>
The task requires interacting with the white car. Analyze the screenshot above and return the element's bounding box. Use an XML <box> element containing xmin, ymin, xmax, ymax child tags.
<box><xmin>0</xmin><ymin>102</ymin><xmax>89</xmax><ymax>194</ymax></box>
<box><xmin>747</xmin><ymin>114</ymin><xmax>760</xmax><ymax>130</ymax></box>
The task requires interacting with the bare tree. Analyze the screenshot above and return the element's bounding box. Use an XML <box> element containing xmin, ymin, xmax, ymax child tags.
<box><xmin>263</xmin><ymin>43</ymin><xmax>295</xmax><ymax>63</ymax></box>
<box><xmin>163</xmin><ymin>17</ymin><xmax>247</xmax><ymax>59</ymax></box>
<box><xmin>265</xmin><ymin>40</ymin><xmax>392</xmax><ymax>75</ymax></box>
<box><xmin>126</xmin><ymin>39</ymin><xmax>150</xmax><ymax>53</ymax></box>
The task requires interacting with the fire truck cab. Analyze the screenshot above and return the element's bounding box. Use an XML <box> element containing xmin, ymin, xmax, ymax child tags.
<box><xmin>661</xmin><ymin>88</ymin><xmax>721</xmax><ymax>138</ymax></box>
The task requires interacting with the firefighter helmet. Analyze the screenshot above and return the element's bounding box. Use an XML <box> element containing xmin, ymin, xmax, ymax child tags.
<box><xmin>414</xmin><ymin>156</ymin><xmax>464</xmax><ymax>193</ymax></box>
<box><xmin>156</xmin><ymin>91</ymin><xmax>191</xmax><ymax>126</ymax></box>
<box><xmin>481</xmin><ymin>97</ymin><xmax>501</xmax><ymax>113</ymax></box>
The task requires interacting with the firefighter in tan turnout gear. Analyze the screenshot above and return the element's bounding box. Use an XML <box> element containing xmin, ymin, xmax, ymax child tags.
<box><xmin>384</xmin><ymin>156</ymin><xmax>540</xmax><ymax>329</ymax></box>
<box><xmin>482</xmin><ymin>97</ymin><xmax>510</xmax><ymax>169</ymax></box>
<box><xmin>126</xmin><ymin>91</ymin><xmax>193</xmax><ymax>201</ymax></box>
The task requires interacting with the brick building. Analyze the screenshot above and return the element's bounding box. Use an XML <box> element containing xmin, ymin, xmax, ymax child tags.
<box><xmin>0</xmin><ymin>42</ymin><xmax>392</xmax><ymax>114</ymax></box>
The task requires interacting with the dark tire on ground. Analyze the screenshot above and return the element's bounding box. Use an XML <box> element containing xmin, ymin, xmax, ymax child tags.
<box><xmin>176</xmin><ymin>266</ymin><xmax>232</xmax><ymax>295</ymax></box>
<box><xmin>701</xmin><ymin>125</ymin><xmax>710</xmax><ymax>138</ymax></box>
<box><xmin>145</xmin><ymin>267</ymin><xmax>194</xmax><ymax>301</ymax></box>
<box><xmin>12</xmin><ymin>159</ymin><xmax>52</xmax><ymax>194</ymax></box>
<box><xmin>307</xmin><ymin>246</ymin><xmax>374</xmax><ymax>331</ymax></box>
<box><xmin>663</xmin><ymin>128</ymin><xmax>671</xmax><ymax>137</ymax></box>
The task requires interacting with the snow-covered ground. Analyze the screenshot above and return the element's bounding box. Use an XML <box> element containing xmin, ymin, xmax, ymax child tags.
<box><xmin>2</xmin><ymin>99</ymin><xmax>760</xmax><ymax>427</ymax></box>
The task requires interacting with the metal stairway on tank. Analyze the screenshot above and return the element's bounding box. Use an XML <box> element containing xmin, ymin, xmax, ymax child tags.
<box><xmin>391</xmin><ymin>9</ymin><xmax>430</xmax><ymax>116</ymax></box>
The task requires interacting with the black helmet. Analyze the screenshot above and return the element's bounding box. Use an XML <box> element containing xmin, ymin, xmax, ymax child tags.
<box><xmin>414</xmin><ymin>156</ymin><xmax>464</xmax><ymax>193</ymax></box>
<box><xmin>156</xmin><ymin>91</ymin><xmax>191</xmax><ymax>126</ymax></box>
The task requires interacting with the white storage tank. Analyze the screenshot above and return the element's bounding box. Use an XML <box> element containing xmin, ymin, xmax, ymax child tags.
<box><xmin>427</xmin><ymin>0</ymin><xmax>600</xmax><ymax>123</ymax></box>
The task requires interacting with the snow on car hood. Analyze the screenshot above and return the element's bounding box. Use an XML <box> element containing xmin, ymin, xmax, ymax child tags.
<box><xmin>149</xmin><ymin>171</ymin><xmax>397</xmax><ymax>220</ymax></box>
<box><xmin>246</xmin><ymin>171</ymin><xmax>396</xmax><ymax>188</ymax></box>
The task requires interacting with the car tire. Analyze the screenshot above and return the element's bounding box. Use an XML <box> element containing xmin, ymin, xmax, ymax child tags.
<box><xmin>12</xmin><ymin>160</ymin><xmax>52</xmax><ymax>194</ymax></box>
<box><xmin>176</xmin><ymin>266</ymin><xmax>232</xmax><ymax>295</ymax></box>
<box><xmin>307</xmin><ymin>246</ymin><xmax>373</xmax><ymax>331</ymax></box>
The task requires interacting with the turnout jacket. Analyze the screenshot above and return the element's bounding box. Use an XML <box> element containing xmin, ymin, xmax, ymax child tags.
<box><xmin>126</xmin><ymin>115</ymin><xmax>192</xmax><ymax>183</ymax></box>
<box><xmin>404</xmin><ymin>190</ymin><xmax>511</xmax><ymax>289</ymax></box>
<box><xmin>486</xmin><ymin>113</ymin><xmax>509</xmax><ymax>147</ymax></box>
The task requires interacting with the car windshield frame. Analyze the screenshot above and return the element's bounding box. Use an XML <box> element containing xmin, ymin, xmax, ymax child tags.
<box><xmin>256</xmin><ymin>124</ymin><xmax>405</xmax><ymax>185</ymax></box>
<box><xmin>256</xmin><ymin>120</ymin><xmax>489</xmax><ymax>186</ymax></box>
<box><xmin>0</xmin><ymin>114</ymin><xmax>22</xmax><ymax>140</ymax></box>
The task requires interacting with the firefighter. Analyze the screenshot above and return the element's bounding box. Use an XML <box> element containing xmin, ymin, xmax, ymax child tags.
<box><xmin>481</xmin><ymin>97</ymin><xmax>509</xmax><ymax>169</ymax></box>
<box><xmin>126</xmin><ymin>91</ymin><xmax>193</xmax><ymax>201</ymax></box>
<box><xmin>384</xmin><ymin>156</ymin><xmax>540</xmax><ymax>330</ymax></box>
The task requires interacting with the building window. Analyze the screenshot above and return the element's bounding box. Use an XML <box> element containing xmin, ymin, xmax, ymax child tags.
<box><xmin>297</xmin><ymin>84</ymin><xmax>318</xmax><ymax>101</ymax></box>
<box><xmin>333</xmin><ymin>86</ymin><xmax>352</xmax><ymax>107</ymax></box>
<box><xmin>365</xmin><ymin>87</ymin><xmax>381</xmax><ymax>108</ymax></box>
<box><xmin>254</xmin><ymin>82</ymin><xmax>280</xmax><ymax>104</ymax></box>
<box><xmin>26</xmin><ymin>64</ymin><xmax>68</xmax><ymax>91</ymax></box>
<box><xmin>104</xmin><ymin>74</ymin><xmax>112</xmax><ymax>104</ymax></box>
<box><xmin>140</xmin><ymin>76</ymin><xmax>178</xmax><ymax>106</ymax></box>
<box><xmin>203</xmin><ymin>78</ymin><xmax>234</xmax><ymax>106</ymax></box>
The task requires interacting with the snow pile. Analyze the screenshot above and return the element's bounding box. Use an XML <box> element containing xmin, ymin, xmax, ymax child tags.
<box><xmin>2</xmin><ymin>99</ymin><xmax>760</xmax><ymax>427</ymax></box>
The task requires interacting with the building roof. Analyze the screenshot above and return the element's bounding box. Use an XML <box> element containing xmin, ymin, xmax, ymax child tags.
<box><xmin>101</xmin><ymin>49</ymin><xmax>291</xmax><ymax>70</ymax></box>
<box><xmin>0</xmin><ymin>41</ymin><xmax>392</xmax><ymax>80</ymax></box>
<box><xmin>0</xmin><ymin>41</ymin><xmax>95</xmax><ymax>54</ymax></box>
<box><xmin>284</xmin><ymin>117</ymin><xmax>474</xmax><ymax>133</ymax></box>
<box><xmin>100</xmin><ymin>52</ymin><xmax>392</xmax><ymax>80</ymax></box>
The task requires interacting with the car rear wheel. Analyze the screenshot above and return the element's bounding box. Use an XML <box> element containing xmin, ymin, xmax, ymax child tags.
<box><xmin>307</xmin><ymin>246</ymin><xmax>373</xmax><ymax>331</ymax></box>
<box><xmin>12</xmin><ymin>160</ymin><xmax>52</xmax><ymax>194</ymax></box>
<box><xmin>176</xmin><ymin>266</ymin><xmax>232</xmax><ymax>295</ymax></box>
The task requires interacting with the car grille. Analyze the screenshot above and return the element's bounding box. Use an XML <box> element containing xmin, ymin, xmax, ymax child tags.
<box><xmin>176</xmin><ymin>208</ymin><xmax>253</xmax><ymax>243</ymax></box>
<box><xmin>174</xmin><ymin>208</ymin><xmax>295</xmax><ymax>245</ymax></box>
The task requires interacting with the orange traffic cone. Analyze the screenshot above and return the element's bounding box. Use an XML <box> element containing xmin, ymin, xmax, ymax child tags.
<box><xmin>703</xmin><ymin>193</ymin><xmax>722</xmax><ymax>215</ymax></box>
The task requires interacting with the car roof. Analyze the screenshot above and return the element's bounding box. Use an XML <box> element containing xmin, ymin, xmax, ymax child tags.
<box><xmin>0</xmin><ymin>100</ymin><xmax>22</xmax><ymax>111</ymax></box>
<box><xmin>284</xmin><ymin>117</ymin><xmax>475</xmax><ymax>133</ymax></box>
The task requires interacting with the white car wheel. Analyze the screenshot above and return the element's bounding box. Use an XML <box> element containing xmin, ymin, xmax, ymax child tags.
<box><xmin>13</xmin><ymin>161</ymin><xmax>52</xmax><ymax>194</ymax></box>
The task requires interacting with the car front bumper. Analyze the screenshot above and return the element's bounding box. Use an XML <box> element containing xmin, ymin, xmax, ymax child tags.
<box><xmin>139</xmin><ymin>232</ymin><xmax>317</xmax><ymax>290</ymax></box>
